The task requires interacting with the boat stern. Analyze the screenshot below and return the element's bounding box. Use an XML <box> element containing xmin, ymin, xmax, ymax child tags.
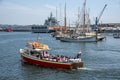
<box><xmin>71</xmin><ymin>62</ymin><xmax>84</xmax><ymax>69</ymax></box>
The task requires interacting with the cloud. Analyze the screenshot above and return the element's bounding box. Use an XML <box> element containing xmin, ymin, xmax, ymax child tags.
<box><xmin>44</xmin><ymin>4</ymin><xmax>56</xmax><ymax>10</ymax></box>
<box><xmin>0</xmin><ymin>2</ymin><xmax>50</xmax><ymax>16</ymax></box>
<box><xmin>0</xmin><ymin>1</ymin><xmax>56</xmax><ymax>25</ymax></box>
<box><xmin>0</xmin><ymin>2</ymin><xmax>31</xmax><ymax>12</ymax></box>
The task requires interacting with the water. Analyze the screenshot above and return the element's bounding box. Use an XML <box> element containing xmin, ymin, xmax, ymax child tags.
<box><xmin>0</xmin><ymin>32</ymin><xmax>120</xmax><ymax>80</ymax></box>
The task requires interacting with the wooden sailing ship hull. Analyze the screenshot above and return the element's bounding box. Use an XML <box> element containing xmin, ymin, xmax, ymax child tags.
<box><xmin>60</xmin><ymin>36</ymin><xmax>97</xmax><ymax>42</ymax></box>
<box><xmin>20</xmin><ymin>52</ymin><xmax>83</xmax><ymax>69</ymax></box>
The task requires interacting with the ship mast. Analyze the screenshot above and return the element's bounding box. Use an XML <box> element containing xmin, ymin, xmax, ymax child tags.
<box><xmin>64</xmin><ymin>2</ymin><xmax>67</xmax><ymax>31</ymax></box>
<box><xmin>56</xmin><ymin>6</ymin><xmax>58</xmax><ymax>21</ymax></box>
<box><xmin>83</xmin><ymin>0</ymin><xmax>86</xmax><ymax>34</ymax></box>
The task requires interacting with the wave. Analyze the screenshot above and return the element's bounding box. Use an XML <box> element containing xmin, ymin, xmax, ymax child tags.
<box><xmin>78</xmin><ymin>67</ymin><xmax>94</xmax><ymax>70</ymax></box>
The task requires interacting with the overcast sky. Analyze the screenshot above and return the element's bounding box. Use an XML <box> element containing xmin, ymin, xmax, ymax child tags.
<box><xmin>0</xmin><ymin>0</ymin><xmax>120</xmax><ymax>25</ymax></box>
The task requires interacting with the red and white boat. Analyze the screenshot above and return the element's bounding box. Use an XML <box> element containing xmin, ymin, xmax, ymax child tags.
<box><xmin>20</xmin><ymin>41</ymin><xmax>83</xmax><ymax>69</ymax></box>
<box><xmin>5</xmin><ymin>28</ymin><xmax>13</xmax><ymax>32</ymax></box>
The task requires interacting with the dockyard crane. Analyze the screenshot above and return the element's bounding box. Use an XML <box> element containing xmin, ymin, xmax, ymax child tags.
<box><xmin>94</xmin><ymin>4</ymin><xmax>107</xmax><ymax>29</ymax></box>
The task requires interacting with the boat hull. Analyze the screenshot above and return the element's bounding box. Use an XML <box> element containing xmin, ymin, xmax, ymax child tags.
<box><xmin>21</xmin><ymin>52</ymin><xmax>83</xmax><ymax>69</ymax></box>
<box><xmin>97</xmin><ymin>36</ymin><xmax>105</xmax><ymax>41</ymax></box>
<box><xmin>113</xmin><ymin>33</ymin><xmax>120</xmax><ymax>38</ymax></box>
<box><xmin>60</xmin><ymin>36</ymin><xmax>97</xmax><ymax>42</ymax></box>
<box><xmin>55</xmin><ymin>36</ymin><xmax>63</xmax><ymax>40</ymax></box>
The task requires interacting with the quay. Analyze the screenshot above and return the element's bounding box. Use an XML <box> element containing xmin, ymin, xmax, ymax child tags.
<box><xmin>0</xmin><ymin>23</ymin><xmax>120</xmax><ymax>33</ymax></box>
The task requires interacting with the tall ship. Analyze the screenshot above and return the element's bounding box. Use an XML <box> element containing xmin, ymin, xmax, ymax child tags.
<box><xmin>31</xmin><ymin>13</ymin><xmax>59</xmax><ymax>33</ymax></box>
<box><xmin>60</xmin><ymin>0</ymin><xmax>106</xmax><ymax>42</ymax></box>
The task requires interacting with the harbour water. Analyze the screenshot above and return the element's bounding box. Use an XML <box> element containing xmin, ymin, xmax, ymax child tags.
<box><xmin>0</xmin><ymin>32</ymin><xmax>120</xmax><ymax>80</ymax></box>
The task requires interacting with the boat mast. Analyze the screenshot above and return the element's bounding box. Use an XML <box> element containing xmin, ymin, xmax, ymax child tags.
<box><xmin>75</xmin><ymin>7</ymin><xmax>80</xmax><ymax>35</ymax></box>
<box><xmin>64</xmin><ymin>1</ymin><xmax>67</xmax><ymax>31</ymax></box>
<box><xmin>59</xmin><ymin>4</ymin><xmax>62</xmax><ymax>30</ymax></box>
<box><xmin>56</xmin><ymin>6</ymin><xmax>58</xmax><ymax>21</ymax></box>
<box><xmin>83</xmin><ymin>0</ymin><xmax>86</xmax><ymax>34</ymax></box>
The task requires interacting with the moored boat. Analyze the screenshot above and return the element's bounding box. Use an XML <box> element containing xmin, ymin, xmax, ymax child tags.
<box><xmin>58</xmin><ymin>0</ymin><xmax>105</xmax><ymax>42</ymax></box>
<box><xmin>5</xmin><ymin>28</ymin><xmax>13</xmax><ymax>32</ymax></box>
<box><xmin>85</xmin><ymin>32</ymin><xmax>105</xmax><ymax>41</ymax></box>
<box><xmin>113</xmin><ymin>33</ymin><xmax>120</xmax><ymax>38</ymax></box>
<box><xmin>60</xmin><ymin>36</ymin><xmax>97</xmax><ymax>42</ymax></box>
<box><xmin>20</xmin><ymin>41</ymin><xmax>83</xmax><ymax>69</ymax></box>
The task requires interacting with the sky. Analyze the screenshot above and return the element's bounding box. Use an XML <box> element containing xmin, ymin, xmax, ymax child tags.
<box><xmin>0</xmin><ymin>0</ymin><xmax>120</xmax><ymax>25</ymax></box>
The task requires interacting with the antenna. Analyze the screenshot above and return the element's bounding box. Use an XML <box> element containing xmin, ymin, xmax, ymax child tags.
<box><xmin>37</xmin><ymin>33</ymin><xmax>40</xmax><ymax>42</ymax></box>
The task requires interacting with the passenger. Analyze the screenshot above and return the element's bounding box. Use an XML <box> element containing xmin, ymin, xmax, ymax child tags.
<box><xmin>51</xmin><ymin>55</ymin><xmax>57</xmax><ymax>62</ymax></box>
<box><xmin>44</xmin><ymin>51</ymin><xmax>49</xmax><ymax>58</ymax></box>
<box><xmin>65</xmin><ymin>56</ymin><xmax>69</xmax><ymax>62</ymax></box>
<box><xmin>57</xmin><ymin>55</ymin><xmax>61</xmax><ymax>62</ymax></box>
<box><xmin>46</xmin><ymin>57</ymin><xmax>49</xmax><ymax>60</ymax></box>
<box><xmin>30</xmin><ymin>50</ymin><xmax>34</xmax><ymax>55</ymax></box>
<box><xmin>48</xmin><ymin>54</ymin><xmax>53</xmax><ymax>61</ymax></box>
<box><xmin>76</xmin><ymin>50</ymin><xmax>82</xmax><ymax>58</ymax></box>
<box><xmin>43</xmin><ymin>51</ymin><xmax>46</xmax><ymax>58</ymax></box>
<box><xmin>40</xmin><ymin>52</ymin><xmax>44</xmax><ymax>58</ymax></box>
<box><xmin>52</xmin><ymin>57</ymin><xmax>56</xmax><ymax>62</ymax></box>
<box><xmin>46</xmin><ymin>51</ymin><xmax>50</xmax><ymax>57</ymax></box>
<box><xmin>39</xmin><ymin>53</ymin><xmax>43</xmax><ymax>59</ymax></box>
<box><xmin>67</xmin><ymin>57</ymin><xmax>70</xmax><ymax>62</ymax></box>
<box><xmin>36</xmin><ymin>54</ymin><xmax>39</xmax><ymax>58</ymax></box>
<box><xmin>62</xmin><ymin>56</ymin><xmax>67</xmax><ymax>62</ymax></box>
<box><xmin>32</xmin><ymin>45</ymin><xmax>35</xmax><ymax>49</ymax></box>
